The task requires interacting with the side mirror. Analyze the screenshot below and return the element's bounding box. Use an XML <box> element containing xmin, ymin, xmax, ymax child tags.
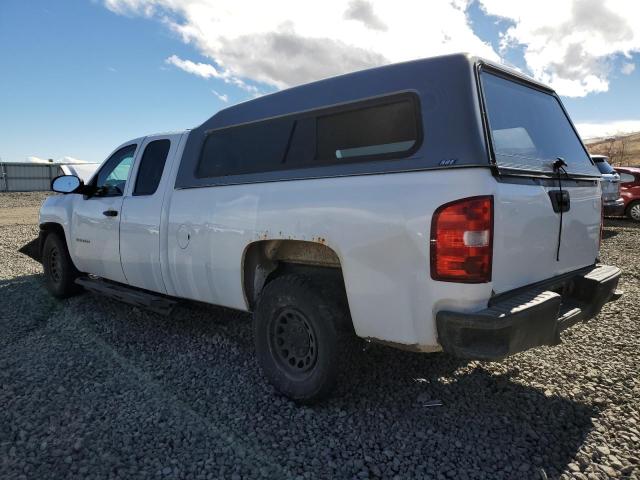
<box><xmin>51</xmin><ymin>175</ymin><xmax>82</xmax><ymax>194</ymax></box>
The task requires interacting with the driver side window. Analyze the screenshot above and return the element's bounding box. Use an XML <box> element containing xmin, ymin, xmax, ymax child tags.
<box><xmin>94</xmin><ymin>144</ymin><xmax>137</xmax><ymax>196</ymax></box>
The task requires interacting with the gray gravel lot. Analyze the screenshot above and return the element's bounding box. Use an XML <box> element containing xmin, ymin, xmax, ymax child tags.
<box><xmin>0</xmin><ymin>192</ymin><xmax>639</xmax><ymax>480</ymax></box>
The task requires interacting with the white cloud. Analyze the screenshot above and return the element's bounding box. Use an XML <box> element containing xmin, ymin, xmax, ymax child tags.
<box><xmin>105</xmin><ymin>0</ymin><xmax>640</xmax><ymax>98</ymax></box>
<box><xmin>621</xmin><ymin>62</ymin><xmax>636</xmax><ymax>74</ymax></box>
<box><xmin>479</xmin><ymin>0</ymin><xmax>640</xmax><ymax>97</ymax></box>
<box><xmin>576</xmin><ymin>120</ymin><xmax>640</xmax><ymax>140</ymax></box>
<box><xmin>166</xmin><ymin>54</ymin><xmax>260</xmax><ymax>94</ymax></box>
<box><xmin>344</xmin><ymin>0</ymin><xmax>388</xmax><ymax>32</ymax></box>
<box><xmin>166</xmin><ymin>54</ymin><xmax>222</xmax><ymax>79</ymax></box>
<box><xmin>104</xmin><ymin>0</ymin><xmax>499</xmax><ymax>90</ymax></box>
<box><xmin>211</xmin><ymin>90</ymin><xmax>228</xmax><ymax>103</ymax></box>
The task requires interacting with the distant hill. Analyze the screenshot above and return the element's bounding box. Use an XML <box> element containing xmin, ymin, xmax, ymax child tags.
<box><xmin>586</xmin><ymin>131</ymin><xmax>640</xmax><ymax>167</ymax></box>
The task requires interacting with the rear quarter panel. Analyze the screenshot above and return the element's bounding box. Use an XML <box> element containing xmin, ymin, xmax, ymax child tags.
<box><xmin>164</xmin><ymin>168</ymin><xmax>497</xmax><ymax>349</ymax></box>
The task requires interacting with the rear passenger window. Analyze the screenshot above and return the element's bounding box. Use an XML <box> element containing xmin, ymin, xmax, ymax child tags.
<box><xmin>133</xmin><ymin>139</ymin><xmax>170</xmax><ymax>196</ymax></box>
<box><xmin>196</xmin><ymin>93</ymin><xmax>422</xmax><ymax>179</ymax></box>
<box><xmin>316</xmin><ymin>99</ymin><xmax>419</xmax><ymax>161</ymax></box>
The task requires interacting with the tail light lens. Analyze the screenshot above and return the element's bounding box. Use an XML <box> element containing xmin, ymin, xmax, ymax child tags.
<box><xmin>430</xmin><ymin>196</ymin><xmax>493</xmax><ymax>283</ymax></box>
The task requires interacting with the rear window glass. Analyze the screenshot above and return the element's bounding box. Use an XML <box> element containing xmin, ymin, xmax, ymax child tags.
<box><xmin>593</xmin><ymin>158</ymin><xmax>615</xmax><ymax>174</ymax></box>
<box><xmin>481</xmin><ymin>71</ymin><xmax>599</xmax><ymax>177</ymax></box>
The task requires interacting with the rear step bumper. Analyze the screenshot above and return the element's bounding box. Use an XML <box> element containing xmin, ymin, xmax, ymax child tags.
<box><xmin>436</xmin><ymin>264</ymin><xmax>621</xmax><ymax>360</ymax></box>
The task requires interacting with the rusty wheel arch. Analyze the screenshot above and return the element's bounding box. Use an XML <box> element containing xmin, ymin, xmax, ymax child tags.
<box><xmin>242</xmin><ymin>239</ymin><xmax>344</xmax><ymax>311</ymax></box>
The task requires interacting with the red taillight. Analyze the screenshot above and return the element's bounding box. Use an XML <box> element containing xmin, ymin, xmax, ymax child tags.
<box><xmin>430</xmin><ymin>196</ymin><xmax>493</xmax><ymax>283</ymax></box>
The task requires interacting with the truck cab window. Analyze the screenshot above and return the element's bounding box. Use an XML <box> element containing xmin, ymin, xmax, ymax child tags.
<box><xmin>94</xmin><ymin>144</ymin><xmax>137</xmax><ymax>196</ymax></box>
<box><xmin>134</xmin><ymin>139</ymin><xmax>171</xmax><ymax>196</ymax></box>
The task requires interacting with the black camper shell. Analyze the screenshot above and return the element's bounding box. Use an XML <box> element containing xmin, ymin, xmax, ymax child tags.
<box><xmin>175</xmin><ymin>53</ymin><xmax>599</xmax><ymax>189</ymax></box>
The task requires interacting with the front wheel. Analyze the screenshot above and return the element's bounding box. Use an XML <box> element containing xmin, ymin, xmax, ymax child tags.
<box><xmin>254</xmin><ymin>274</ymin><xmax>345</xmax><ymax>403</ymax></box>
<box><xmin>42</xmin><ymin>233</ymin><xmax>82</xmax><ymax>298</ymax></box>
<box><xmin>627</xmin><ymin>201</ymin><xmax>640</xmax><ymax>222</ymax></box>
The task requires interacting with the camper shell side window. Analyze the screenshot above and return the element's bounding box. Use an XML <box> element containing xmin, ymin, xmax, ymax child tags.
<box><xmin>196</xmin><ymin>92</ymin><xmax>422</xmax><ymax>179</ymax></box>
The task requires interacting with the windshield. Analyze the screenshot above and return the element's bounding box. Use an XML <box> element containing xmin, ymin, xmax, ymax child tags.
<box><xmin>481</xmin><ymin>71</ymin><xmax>599</xmax><ymax>177</ymax></box>
<box><xmin>594</xmin><ymin>158</ymin><xmax>616</xmax><ymax>174</ymax></box>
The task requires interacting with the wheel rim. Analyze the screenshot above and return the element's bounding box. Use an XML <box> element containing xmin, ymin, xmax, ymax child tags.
<box><xmin>49</xmin><ymin>246</ymin><xmax>62</xmax><ymax>284</ymax></box>
<box><xmin>268</xmin><ymin>307</ymin><xmax>318</xmax><ymax>377</ymax></box>
<box><xmin>631</xmin><ymin>204</ymin><xmax>640</xmax><ymax>221</ymax></box>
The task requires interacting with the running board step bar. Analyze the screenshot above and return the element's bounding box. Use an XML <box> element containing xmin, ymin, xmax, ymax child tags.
<box><xmin>75</xmin><ymin>277</ymin><xmax>177</xmax><ymax>316</ymax></box>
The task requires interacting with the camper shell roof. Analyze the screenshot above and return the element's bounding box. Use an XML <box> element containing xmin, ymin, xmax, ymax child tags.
<box><xmin>175</xmin><ymin>53</ymin><xmax>594</xmax><ymax>189</ymax></box>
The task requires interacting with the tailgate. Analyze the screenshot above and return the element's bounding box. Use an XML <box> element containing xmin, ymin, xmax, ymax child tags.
<box><xmin>492</xmin><ymin>180</ymin><xmax>600</xmax><ymax>294</ymax></box>
<box><xmin>479</xmin><ymin>66</ymin><xmax>602</xmax><ymax>294</ymax></box>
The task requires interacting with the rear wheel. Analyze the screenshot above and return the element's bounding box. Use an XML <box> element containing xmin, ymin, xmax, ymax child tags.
<box><xmin>254</xmin><ymin>274</ymin><xmax>346</xmax><ymax>403</ymax></box>
<box><xmin>627</xmin><ymin>201</ymin><xmax>640</xmax><ymax>222</ymax></box>
<box><xmin>42</xmin><ymin>233</ymin><xmax>82</xmax><ymax>298</ymax></box>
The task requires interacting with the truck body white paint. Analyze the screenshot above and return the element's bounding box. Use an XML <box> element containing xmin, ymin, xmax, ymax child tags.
<box><xmin>40</xmin><ymin>133</ymin><xmax>601</xmax><ymax>350</ymax></box>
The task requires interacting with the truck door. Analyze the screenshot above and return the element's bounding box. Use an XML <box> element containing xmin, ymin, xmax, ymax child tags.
<box><xmin>70</xmin><ymin>143</ymin><xmax>139</xmax><ymax>283</ymax></box>
<box><xmin>119</xmin><ymin>134</ymin><xmax>183</xmax><ymax>293</ymax></box>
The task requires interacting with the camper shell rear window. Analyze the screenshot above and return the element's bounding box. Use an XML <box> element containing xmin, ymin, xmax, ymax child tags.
<box><xmin>480</xmin><ymin>69</ymin><xmax>599</xmax><ymax>178</ymax></box>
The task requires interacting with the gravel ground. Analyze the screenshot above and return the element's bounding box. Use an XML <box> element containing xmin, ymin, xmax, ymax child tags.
<box><xmin>0</xmin><ymin>192</ymin><xmax>639</xmax><ymax>480</ymax></box>
<box><xmin>0</xmin><ymin>191</ymin><xmax>53</xmax><ymax>209</ymax></box>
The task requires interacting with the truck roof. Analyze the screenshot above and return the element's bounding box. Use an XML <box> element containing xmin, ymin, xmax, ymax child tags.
<box><xmin>145</xmin><ymin>130</ymin><xmax>190</xmax><ymax>138</ymax></box>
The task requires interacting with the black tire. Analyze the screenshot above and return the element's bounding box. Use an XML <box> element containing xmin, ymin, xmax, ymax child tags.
<box><xmin>42</xmin><ymin>233</ymin><xmax>82</xmax><ymax>298</ymax></box>
<box><xmin>627</xmin><ymin>200</ymin><xmax>640</xmax><ymax>222</ymax></box>
<box><xmin>254</xmin><ymin>274</ymin><xmax>346</xmax><ymax>403</ymax></box>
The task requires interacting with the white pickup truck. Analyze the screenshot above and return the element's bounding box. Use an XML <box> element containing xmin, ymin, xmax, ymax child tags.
<box><xmin>36</xmin><ymin>54</ymin><xmax>621</xmax><ymax>402</ymax></box>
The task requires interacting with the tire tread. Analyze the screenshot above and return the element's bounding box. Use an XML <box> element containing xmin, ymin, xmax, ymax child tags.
<box><xmin>254</xmin><ymin>273</ymin><xmax>346</xmax><ymax>403</ymax></box>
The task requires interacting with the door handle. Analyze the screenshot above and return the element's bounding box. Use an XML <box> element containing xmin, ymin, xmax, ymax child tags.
<box><xmin>103</xmin><ymin>210</ymin><xmax>118</xmax><ymax>217</ymax></box>
<box><xmin>548</xmin><ymin>190</ymin><xmax>570</xmax><ymax>213</ymax></box>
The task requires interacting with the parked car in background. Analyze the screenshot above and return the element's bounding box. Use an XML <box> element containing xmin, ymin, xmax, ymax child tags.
<box><xmin>591</xmin><ymin>155</ymin><xmax>624</xmax><ymax>217</ymax></box>
<box><xmin>615</xmin><ymin>166</ymin><xmax>640</xmax><ymax>222</ymax></box>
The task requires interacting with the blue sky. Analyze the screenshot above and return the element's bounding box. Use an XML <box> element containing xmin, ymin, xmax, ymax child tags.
<box><xmin>1</xmin><ymin>0</ymin><xmax>639</xmax><ymax>163</ymax></box>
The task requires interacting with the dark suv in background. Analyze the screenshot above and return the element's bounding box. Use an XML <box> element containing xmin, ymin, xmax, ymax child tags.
<box><xmin>615</xmin><ymin>166</ymin><xmax>640</xmax><ymax>222</ymax></box>
<box><xmin>592</xmin><ymin>155</ymin><xmax>625</xmax><ymax>217</ymax></box>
